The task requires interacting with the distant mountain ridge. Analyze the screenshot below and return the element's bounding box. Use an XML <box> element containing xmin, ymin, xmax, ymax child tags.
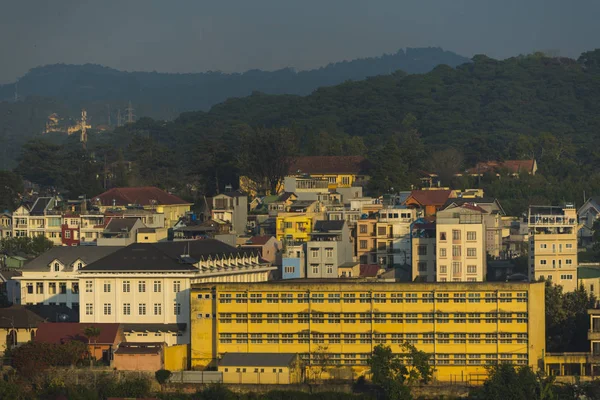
<box><xmin>0</xmin><ymin>47</ymin><xmax>469</xmax><ymax>120</ymax></box>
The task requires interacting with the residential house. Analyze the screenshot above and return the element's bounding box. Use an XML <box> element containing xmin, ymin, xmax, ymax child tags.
<box><xmin>466</xmin><ymin>159</ymin><xmax>537</xmax><ymax>177</ymax></box>
<box><xmin>0</xmin><ymin>212</ymin><xmax>12</xmax><ymax>238</ymax></box>
<box><xmin>12</xmin><ymin>197</ymin><xmax>62</xmax><ymax>245</ymax></box>
<box><xmin>578</xmin><ymin>264</ymin><xmax>600</xmax><ymax>301</ymax></box>
<box><xmin>404</xmin><ymin>190</ymin><xmax>453</xmax><ymax>217</ymax></box>
<box><xmin>92</xmin><ymin>187</ymin><xmax>192</xmax><ymax>228</ymax></box>
<box><xmin>239</xmin><ymin>235</ymin><xmax>281</xmax><ymax>265</ymax></box>
<box><xmin>218</xmin><ymin>353</ymin><xmax>303</xmax><ymax>384</ymax></box>
<box><xmin>281</xmin><ymin>242</ymin><xmax>305</xmax><ymax>280</ymax></box>
<box><xmin>578</xmin><ymin>197</ymin><xmax>600</xmax><ymax>247</ymax></box>
<box><xmin>356</xmin><ymin>218</ymin><xmax>378</xmax><ymax>264</ymax></box>
<box><xmin>97</xmin><ymin>218</ymin><xmax>146</xmax><ymax>246</ymax></box>
<box><xmin>0</xmin><ymin>269</ymin><xmax>21</xmax><ymax>304</ymax></box>
<box><xmin>443</xmin><ymin>198</ymin><xmax>505</xmax><ymax>258</ymax></box>
<box><xmin>0</xmin><ymin>305</ymin><xmax>45</xmax><ymax>353</ymax></box>
<box><xmin>276</xmin><ymin>215</ymin><xmax>313</xmax><ymax>243</ymax></box>
<box><xmin>306</xmin><ymin>220</ymin><xmax>354</xmax><ymax>278</ymax></box>
<box><xmin>436</xmin><ymin>203</ymin><xmax>488</xmax><ymax>282</ymax></box>
<box><xmin>373</xmin><ymin>208</ymin><xmax>416</xmax><ymax>269</ymax></box>
<box><xmin>528</xmin><ymin>204</ymin><xmax>578</xmax><ymax>291</ymax></box>
<box><xmin>61</xmin><ymin>213</ymin><xmax>81</xmax><ymax>246</ymax></box>
<box><xmin>78</xmin><ymin>240</ymin><xmax>275</xmax><ymax>345</ymax></box>
<box><xmin>34</xmin><ymin>322</ymin><xmax>123</xmax><ymax>363</ymax></box>
<box><xmin>211</xmin><ymin>191</ymin><xmax>248</xmax><ymax>235</ymax></box>
<box><xmin>411</xmin><ymin>218</ymin><xmax>436</xmax><ymax>282</ymax></box>
<box><xmin>113</xmin><ymin>342</ymin><xmax>165</xmax><ymax>371</ymax></box>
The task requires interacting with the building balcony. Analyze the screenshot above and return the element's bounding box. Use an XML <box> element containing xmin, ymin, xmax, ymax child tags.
<box><xmin>588</xmin><ymin>330</ymin><xmax>600</xmax><ymax>341</ymax></box>
<box><xmin>15</xmin><ymin>224</ymin><xmax>28</xmax><ymax>229</ymax></box>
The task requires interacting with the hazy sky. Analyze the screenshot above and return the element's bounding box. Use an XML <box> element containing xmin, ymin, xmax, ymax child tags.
<box><xmin>1</xmin><ymin>0</ymin><xmax>599</xmax><ymax>83</ymax></box>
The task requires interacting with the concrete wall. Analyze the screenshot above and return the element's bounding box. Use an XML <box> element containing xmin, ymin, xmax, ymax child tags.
<box><xmin>113</xmin><ymin>352</ymin><xmax>162</xmax><ymax>371</ymax></box>
<box><xmin>220</xmin><ymin>366</ymin><xmax>295</xmax><ymax>384</ymax></box>
<box><xmin>164</xmin><ymin>344</ymin><xmax>189</xmax><ymax>371</ymax></box>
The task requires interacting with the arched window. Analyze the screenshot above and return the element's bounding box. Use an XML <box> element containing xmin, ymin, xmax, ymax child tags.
<box><xmin>54</xmin><ymin>263</ymin><xmax>60</xmax><ymax>272</ymax></box>
<box><xmin>77</xmin><ymin>262</ymin><xmax>83</xmax><ymax>270</ymax></box>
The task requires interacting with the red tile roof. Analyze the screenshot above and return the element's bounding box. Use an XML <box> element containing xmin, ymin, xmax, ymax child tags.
<box><xmin>93</xmin><ymin>187</ymin><xmax>191</xmax><ymax>207</ymax></box>
<box><xmin>360</xmin><ymin>264</ymin><xmax>381</xmax><ymax>277</ymax></box>
<box><xmin>35</xmin><ymin>323</ymin><xmax>121</xmax><ymax>345</ymax></box>
<box><xmin>467</xmin><ymin>160</ymin><xmax>535</xmax><ymax>175</ymax></box>
<box><xmin>288</xmin><ymin>156</ymin><xmax>368</xmax><ymax>175</ymax></box>
<box><xmin>406</xmin><ymin>190</ymin><xmax>452</xmax><ymax>207</ymax></box>
<box><xmin>246</xmin><ymin>235</ymin><xmax>275</xmax><ymax>245</ymax></box>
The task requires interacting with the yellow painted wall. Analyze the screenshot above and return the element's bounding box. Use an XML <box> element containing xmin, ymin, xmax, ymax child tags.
<box><xmin>276</xmin><ymin>215</ymin><xmax>313</xmax><ymax>242</ymax></box>
<box><xmin>219</xmin><ymin>365</ymin><xmax>299</xmax><ymax>384</ymax></box>
<box><xmin>190</xmin><ymin>281</ymin><xmax>545</xmax><ymax>382</ymax></box>
<box><xmin>137</xmin><ymin>228</ymin><xmax>168</xmax><ymax>243</ymax></box>
<box><xmin>164</xmin><ymin>344</ymin><xmax>189</xmax><ymax>371</ymax></box>
<box><xmin>0</xmin><ymin>328</ymin><xmax>36</xmax><ymax>353</ymax></box>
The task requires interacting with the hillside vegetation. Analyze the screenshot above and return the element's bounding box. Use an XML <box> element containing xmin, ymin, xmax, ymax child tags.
<box><xmin>12</xmin><ymin>50</ymin><xmax>600</xmax><ymax>215</ymax></box>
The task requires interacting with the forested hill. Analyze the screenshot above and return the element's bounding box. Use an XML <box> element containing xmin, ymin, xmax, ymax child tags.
<box><xmin>0</xmin><ymin>47</ymin><xmax>469</xmax><ymax>119</ymax></box>
<box><xmin>11</xmin><ymin>50</ymin><xmax>600</xmax><ymax>215</ymax></box>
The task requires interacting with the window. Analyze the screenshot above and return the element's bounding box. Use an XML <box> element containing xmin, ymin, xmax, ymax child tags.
<box><xmin>59</xmin><ymin>282</ymin><xmax>67</xmax><ymax>294</ymax></box>
<box><xmin>439</xmin><ymin>265</ymin><xmax>447</xmax><ymax>274</ymax></box>
<box><xmin>452</xmin><ymin>246</ymin><xmax>461</xmax><ymax>257</ymax></box>
<box><xmin>467</xmin><ymin>265</ymin><xmax>477</xmax><ymax>274</ymax></box>
<box><xmin>36</xmin><ymin>282</ymin><xmax>44</xmax><ymax>294</ymax></box>
<box><xmin>283</xmin><ymin>222</ymin><xmax>292</xmax><ymax>229</ymax></box>
<box><xmin>452</xmin><ymin>262</ymin><xmax>462</xmax><ymax>275</ymax></box>
<box><xmin>173</xmin><ymin>281</ymin><xmax>181</xmax><ymax>293</ymax></box>
<box><xmin>174</xmin><ymin>303</ymin><xmax>181</xmax><ymax>315</ymax></box>
<box><xmin>65</xmin><ymin>230</ymin><xmax>71</xmax><ymax>239</ymax></box>
<box><xmin>467</xmin><ymin>231</ymin><xmax>476</xmax><ymax>241</ymax></box>
<box><xmin>54</xmin><ymin>262</ymin><xmax>60</xmax><ymax>272</ymax></box>
<box><xmin>326</xmin><ymin>264</ymin><xmax>334</xmax><ymax>274</ymax></box>
<box><xmin>440</xmin><ymin>232</ymin><xmax>447</xmax><ymax>241</ymax></box>
<box><xmin>439</xmin><ymin>248</ymin><xmax>447</xmax><ymax>257</ymax></box>
<box><xmin>311</xmin><ymin>265</ymin><xmax>319</xmax><ymax>274</ymax></box>
<box><xmin>378</xmin><ymin>227</ymin><xmax>387</xmax><ymax>236</ymax></box>
<box><xmin>540</xmin><ymin>260</ymin><xmax>547</xmax><ymax>265</ymax></box>
<box><xmin>311</xmin><ymin>248</ymin><xmax>319</xmax><ymax>258</ymax></box>
<box><xmin>560</xmin><ymin>274</ymin><xmax>573</xmax><ymax>280</ymax></box>
<box><xmin>418</xmin><ymin>262</ymin><xmax>427</xmax><ymax>272</ymax></box>
<box><xmin>154</xmin><ymin>303</ymin><xmax>162</xmax><ymax>315</ymax></box>
<box><xmin>284</xmin><ymin>266</ymin><xmax>295</xmax><ymax>274</ymax></box>
<box><xmin>138</xmin><ymin>281</ymin><xmax>146</xmax><ymax>293</ymax></box>
<box><xmin>123</xmin><ymin>303</ymin><xmax>131</xmax><ymax>315</ymax></box>
<box><xmin>139</xmin><ymin>303</ymin><xmax>147</xmax><ymax>315</ymax></box>
<box><xmin>103</xmin><ymin>281</ymin><xmax>111</xmax><ymax>293</ymax></box>
<box><xmin>325</xmin><ymin>248</ymin><xmax>334</xmax><ymax>258</ymax></box>
<box><xmin>540</xmin><ymin>243</ymin><xmax>547</xmax><ymax>249</ymax></box>
<box><xmin>72</xmin><ymin>282</ymin><xmax>79</xmax><ymax>294</ymax></box>
<box><xmin>452</xmin><ymin>230</ymin><xmax>461</xmax><ymax>240</ymax></box>
<box><xmin>565</xmin><ymin>259</ymin><xmax>572</xmax><ymax>265</ymax></box>
<box><xmin>76</xmin><ymin>262</ymin><xmax>83</xmax><ymax>270</ymax></box>
<box><xmin>418</xmin><ymin>245</ymin><xmax>427</xmax><ymax>255</ymax></box>
<box><xmin>153</xmin><ymin>281</ymin><xmax>162</xmax><ymax>293</ymax></box>
<box><xmin>103</xmin><ymin>303</ymin><xmax>112</xmax><ymax>315</ymax></box>
<box><xmin>467</xmin><ymin>248</ymin><xmax>476</xmax><ymax>257</ymax></box>
<box><xmin>85</xmin><ymin>304</ymin><xmax>93</xmax><ymax>315</ymax></box>
<box><xmin>566</xmin><ymin>243</ymin><xmax>573</xmax><ymax>249</ymax></box>
<box><xmin>359</xmin><ymin>240</ymin><xmax>367</xmax><ymax>249</ymax></box>
<box><xmin>359</xmin><ymin>225</ymin><xmax>367</xmax><ymax>234</ymax></box>
<box><xmin>85</xmin><ymin>280</ymin><xmax>93</xmax><ymax>293</ymax></box>
<box><xmin>342</xmin><ymin>176</ymin><xmax>350</xmax><ymax>185</ymax></box>
<box><xmin>49</xmin><ymin>282</ymin><xmax>56</xmax><ymax>294</ymax></box>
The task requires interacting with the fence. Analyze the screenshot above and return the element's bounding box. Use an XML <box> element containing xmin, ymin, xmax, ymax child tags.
<box><xmin>169</xmin><ymin>371</ymin><xmax>222</xmax><ymax>384</ymax></box>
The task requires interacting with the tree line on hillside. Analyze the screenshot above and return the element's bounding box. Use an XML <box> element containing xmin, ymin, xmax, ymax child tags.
<box><xmin>6</xmin><ymin>50</ymin><xmax>600</xmax><ymax>216</ymax></box>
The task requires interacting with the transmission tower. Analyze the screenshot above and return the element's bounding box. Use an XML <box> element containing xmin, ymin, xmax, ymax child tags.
<box><xmin>125</xmin><ymin>101</ymin><xmax>135</xmax><ymax>123</ymax></box>
<box><xmin>80</xmin><ymin>109</ymin><xmax>88</xmax><ymax>149</ymax></box>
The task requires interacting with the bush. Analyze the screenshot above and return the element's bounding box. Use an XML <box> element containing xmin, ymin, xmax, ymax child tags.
<box><xmin>155</xmin><ymin>369</ymin><xmax>172</xmax><ymax>386</ymax></box>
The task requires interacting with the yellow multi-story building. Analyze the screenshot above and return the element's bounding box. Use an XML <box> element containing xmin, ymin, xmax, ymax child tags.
<box><xmin>528</xmin><ymin>205</ymin><xmax>578</xmax><ymax>292</ymax></box>
<box><xmin>190</xmin><ymin>281</ymin><xmax>545</xmax><ymax>382</ymax></box>
<box><xmin>436</xmin><ymin>203</ymin><xmax>487</xmax><ymax>282</ymax></box>
<box><xmin>276</xmin><ymin>215</ymin><xmax>314</xmax><ymax>243</ymax></box>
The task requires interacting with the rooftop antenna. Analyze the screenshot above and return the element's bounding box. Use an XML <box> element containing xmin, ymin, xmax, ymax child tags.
<box><xmin>80</xmin><ymin>109</ymin><xmax>88</xmax><ymax>149</ymax></box>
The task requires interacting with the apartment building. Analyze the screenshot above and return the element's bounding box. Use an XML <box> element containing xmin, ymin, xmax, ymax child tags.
<box><xmin>306</xmin><ymin>221</ymin><xmax>354</xmax><ymax>278</ymax></box>
<box><xmin>211</xmin><ymin>191</ymin><xmax>248</xmax><ymax>235</ymax></box>
<box><xmin>443</xmin><ymin>198</ymin><xmax>505</xmax><ymax>259</ymax></box>
<box><xmin>190</xmin><ymin>281</ymin><xmax>545</xmax><ymax>382</ymax></box>
<box><xmin>12</xmin><ymin>197</ymin><xmax>63</xmax><ymax>245</ymax></box>
<box><xmin>528</xmin><ymin>205</ymin><xmax>578</xmax><ymax>291</ymax></box>
<box><xmin>411</xmin><ymin>219</ymin><xmax>436</xmax><ymax>282</ymax></box>
<box><xmin>436</xmin><ymin>203</ymin><xmax>487</xmax><ymax>282</ymax></box>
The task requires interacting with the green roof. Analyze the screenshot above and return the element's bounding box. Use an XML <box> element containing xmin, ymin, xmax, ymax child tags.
<box><xmin>578</xmin><ymin>266</ymin><xmax>600</xmax><ymax>279</ymax></box>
